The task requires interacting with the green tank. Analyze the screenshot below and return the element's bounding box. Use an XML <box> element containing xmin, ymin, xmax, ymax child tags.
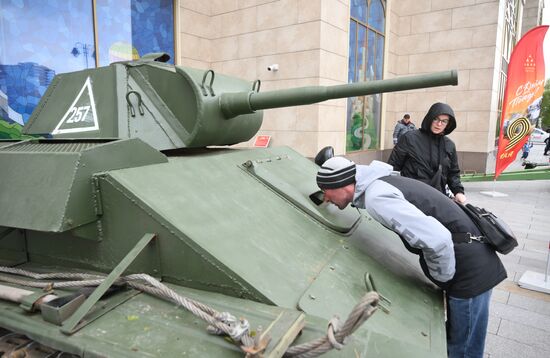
<box><xmin>0</xmin><ymin>53</ymin><xmax>457</xmax><ymax>357</ymax></box>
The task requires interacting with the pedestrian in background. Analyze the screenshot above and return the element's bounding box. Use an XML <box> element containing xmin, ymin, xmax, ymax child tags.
<box><xmin>521</xmin><ymin>140</ymin><xmax>533</xmax><ymax>162</ymax></box>
<box><xmin>388</xmin><ymin>103</ymin><xmax>466</xmax><ymax>204</ymax></box>
<box><xmin>544</xmin><ymin>132</ymin><xmax>550</xmax><ymax>156</ymax></box>
<box><xmin>316</xmin><ymin>157</ymin><xmax>506</xmax><ymax>358</ymax></box>
<box><xmin>392</xmin><ymin>113</ymin><xmax>415</xmax><ymax>145</ymax></box>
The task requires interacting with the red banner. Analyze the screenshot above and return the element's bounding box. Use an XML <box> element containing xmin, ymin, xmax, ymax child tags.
<box><xmin>495</xmin><ymin>26</ymin><xmax>548</xmax><ymax>179</ymax></box>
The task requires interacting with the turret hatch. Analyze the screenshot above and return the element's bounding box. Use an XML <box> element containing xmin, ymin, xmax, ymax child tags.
<box><xmin>241</xmin><ymin>154</ymin><xmax>360</xmax><ymax>233</ymax></box>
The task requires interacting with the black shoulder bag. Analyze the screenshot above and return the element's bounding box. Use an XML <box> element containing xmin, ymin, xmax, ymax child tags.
<box><xmin>457</xmin><ymin>203</ymin><xmax>518</xmax><ymax>254</ymax></box>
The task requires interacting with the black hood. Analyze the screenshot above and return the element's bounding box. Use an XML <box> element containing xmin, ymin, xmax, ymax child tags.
<box><xmin>420</xmin><ymin>102</ymin><xmax>456</xmax><ymax>135</ymax></box>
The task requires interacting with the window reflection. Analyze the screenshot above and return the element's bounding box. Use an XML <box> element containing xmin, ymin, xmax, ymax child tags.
<box><xmin>0</xmin><ymin>0</ymin><xmax>175</xmax><ymax>139</ymax></box>
<box><xmin>346</xmin><ymin>0</ymin><xmax>386</xmax><ymax>152</ymax></box>
<box><xmin>96</xmin><ymin>0</ymin><xmax>174</xmax><ymax>66</ymax></box>
<box><xmin>350</xmin><ymin>0</ymin><xmax>367</xmax><ymax>23</ymax></box>
<box><xmin>0</xmin><ymin>0</ymin><xmax>94</xmax><ymax>138</ymax></box>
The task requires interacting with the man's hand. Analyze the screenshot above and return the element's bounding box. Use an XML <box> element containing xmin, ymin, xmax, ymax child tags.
<box><xmin>454</xmin><ymin>192</ymin><xmax>466</xmax><ymax>204</ymax></box>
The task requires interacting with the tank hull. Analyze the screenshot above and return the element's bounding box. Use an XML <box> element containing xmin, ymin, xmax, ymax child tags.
<box><xmin>0</xmin><ymin>141</ymin><xmax>445</xmax><ymax>357</ymax></box>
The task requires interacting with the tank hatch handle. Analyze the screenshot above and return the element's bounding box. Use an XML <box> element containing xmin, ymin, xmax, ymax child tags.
<box><xmin>252</xmin><ymin>79</ymin><xmax>261</xmax><ymax>93</ymax></box>
<box><xmin>61</xmin><ymin>233</ymin><xmax>157</xmax><ymax>335</ymax></box>
<box><xmin>126</xmin><ymin>91</ymin><xmax>145</xmax><ymax>117</ymax></box>
<box><xmin>200</xmin><ymin>70</ymin><xmax>216</xmax><ymax>97</ymax></box>
<box><xmin>364</xmin><ymin>272</ymin><xmax>391</xmax><ymax>314</ymax></box>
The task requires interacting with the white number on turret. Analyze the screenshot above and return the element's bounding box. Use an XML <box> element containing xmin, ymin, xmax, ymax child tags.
<box><xmin>66</xmin><ymin>106</ymin><xmax>91</xmax><ymax>124</ymax></box>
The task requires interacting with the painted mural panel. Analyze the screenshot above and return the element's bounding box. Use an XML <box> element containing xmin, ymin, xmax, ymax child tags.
<box><xmin>0</xmin><ymin>0</ymin><xmax>94</xmax><ymax>138</ymax></box>
<box><xmin>96</xmin><ymin>0</ymin><xmax>174</xmax><ymax>66</ymax></box>
<box><xmin>0</xmin><ymin>0</ymin><xmax>174</xmax><ymax>139</ymax></box>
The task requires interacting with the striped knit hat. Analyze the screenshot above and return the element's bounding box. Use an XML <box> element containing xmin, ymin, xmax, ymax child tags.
<box><xmin>316</xmin><ymin>157</ymin><xmax>356</xmax><ymax>189</ymax></box>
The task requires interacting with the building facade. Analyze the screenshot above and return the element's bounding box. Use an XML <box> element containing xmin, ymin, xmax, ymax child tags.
<box><xmin>0</xmin><ymin>0</ymin><xmax>545</xmax><ymax>173</ymax></box>
<box><xmin>176</xmin><ymin>0</ymin><xmax>543</xmax><ymax>173</ymax></box>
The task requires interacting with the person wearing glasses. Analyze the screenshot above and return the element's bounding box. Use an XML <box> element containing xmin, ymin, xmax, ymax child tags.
<box><xmin>388</xmin><ymin>102</ymin><xmax>466</xmax><ymax>203</ymax></box>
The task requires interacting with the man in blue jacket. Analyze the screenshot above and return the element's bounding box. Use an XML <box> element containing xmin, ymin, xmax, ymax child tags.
<box><xmin>316</xmin><ymin>157</ymin><xmax>507</xmax><ymax>358</ymax></box>
<box><xmin>392</xmin><ymin>113</ymin><xmax>416</xmax><ymax>144</ymax></box>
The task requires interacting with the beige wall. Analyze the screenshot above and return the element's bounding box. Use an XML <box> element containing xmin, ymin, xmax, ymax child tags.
<box><xmin>384</xmin><ymin>0</ymin><xmax>505</xmax><ymax>173</ymax></box>
<box><xmin>521</xmin><ymin>0</ymin><xmax>544</xmax><ymax>37</ymax></box>
<box><xmin>175</xmin><ymin>0</ymin><xmax>538</xmax><ymax>173</ymax></box>
<box><xmin>177</xmin><ymin>0</ymin><xmax>350</xmax><ymax>157</ymax></box>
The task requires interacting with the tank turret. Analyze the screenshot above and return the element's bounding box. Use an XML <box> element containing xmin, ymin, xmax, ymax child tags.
<box><xmin>24</xmin><ymin>53</ymin><xmax>457</xmax><ymax>150</ymax></box>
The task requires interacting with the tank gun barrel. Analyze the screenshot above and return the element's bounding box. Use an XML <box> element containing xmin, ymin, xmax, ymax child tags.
<box><xmin>220</xmin><ymin>70</ymin><xmax>458</xmax><ymax>118</ymax></box>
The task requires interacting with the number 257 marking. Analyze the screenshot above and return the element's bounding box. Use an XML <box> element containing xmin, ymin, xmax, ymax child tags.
<box><xmin>66</xmin><ymin>106</ymin><xmax>91</xmax><ymax>124</ymax></box>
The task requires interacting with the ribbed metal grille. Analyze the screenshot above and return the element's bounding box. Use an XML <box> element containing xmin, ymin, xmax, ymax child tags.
<box><xmin>0</xmin><ymin>141</ymin><xmax>18</xmax><ymax>149</ymax></box>
<box><xmin>0</xmin><ymin>141</ymin><xmax>103</xmax><ymax>153</ymax></box>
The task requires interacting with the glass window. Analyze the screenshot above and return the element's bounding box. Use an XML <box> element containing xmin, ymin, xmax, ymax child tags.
<box><xmin>0</xmin><ymin>0</ymin><xmax>175</xmax><ymax>139</ymax></box>
<box><xmin>96</xmin><ymin>0</ymin><xmax>174</xmax><ymax>66</ymax></box>
<box><xmin>348</xmin><ymin>21</ymin><xmax>357</xmax><ymax>84</ymax></box>
<box><xmin>350</xmin><ymin>0</ymin><xmax>367</xmax><ymax>23</ymax></box>
<box><xmin>0</xmin><ymin>0</ymin><xmax>95</xmax><ymax>138</ymax></box>
<box><xmin>346</xmin><ymin>0</ymin><xmax>386</xmax><ymax>152</ymax></box>
<box><xmin>368</xmin><ymin>0</ymin><xmax>385</xmax><ymax>33</ymax></box>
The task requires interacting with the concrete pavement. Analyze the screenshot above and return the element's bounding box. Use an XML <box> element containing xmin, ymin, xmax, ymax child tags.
<box><xmin>462</xmin><ymin>144</ymin><xmax>550</xmax><ymax>358</ymax></box>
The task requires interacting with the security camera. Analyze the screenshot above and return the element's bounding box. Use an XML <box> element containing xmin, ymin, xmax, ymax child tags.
<box><xmin>267</xmin><ymin>64</ymin><xmax>279</xmax><ymax>72</ymax></box>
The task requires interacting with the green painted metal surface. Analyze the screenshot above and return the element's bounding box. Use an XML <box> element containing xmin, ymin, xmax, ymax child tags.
<box><xmin>221</xmin><ymin>70</ymin><xmax>457</xmax><ymax>118</ymax></box>
<box><xmin>0</xmin><ymin>138</ymin><xmax>166</xmax><ymax>232</ymax></box>
<box><xmin>61</xmin><ymin>233</ymin><xmax>157</xmax><ymax>334</ymax></box>
<box><xmin>0</xmin><ymin>56</ymin><xmax>460</xmax><ymax>356</ymax></box>
<box><xmin>23</xmin><ymin>54</ymin><xmax>456</xmax><ymax>151</ymax></box>
<box><xmin>2</xmin><ymin>146</ymin><xmax>446</xmax><ymax>356</ymax></box>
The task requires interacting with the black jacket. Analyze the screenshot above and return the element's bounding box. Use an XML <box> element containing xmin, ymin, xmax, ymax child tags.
<box><xmin>379</xmin><ymin>175</ymin><xmax>507</xmax><ymax>298</ymax></box>
<box><xmin>388</xmin><ymin>103</ymin><xmax>464</xmax><ymax>195</ymax></box>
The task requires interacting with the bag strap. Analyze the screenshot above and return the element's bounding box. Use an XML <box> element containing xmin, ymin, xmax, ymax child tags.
<box><xmin>451</xmin><ymin>232</ymin><xmax>486</xmax><ymax>244</ymax></box>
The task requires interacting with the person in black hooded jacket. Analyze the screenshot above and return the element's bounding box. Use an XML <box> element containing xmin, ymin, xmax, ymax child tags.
<box><xmin>388</xmin><ymin>102</ymin><xmax>467</xmax><ymax>204</ymax></box>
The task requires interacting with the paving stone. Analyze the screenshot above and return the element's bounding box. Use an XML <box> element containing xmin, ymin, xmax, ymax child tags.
<box><xmin>499</xmin><ymin>253</ymin><xmax>520</xmax><ymax>265</ymax></box>
<box><xmin>525</xmin><ymin>232</ymin><xmax>550</xmax><ymax>242</ymax></box>
<box><xmin>507</xmin><ymin>292</ymin><xmax>550</xmax><ymax>316</ymax></box>
<box><xmin>490</xmin><ymin>301</ymin><xmax>550</xmax><ymax>332</ymax></box>
<box><xmin>487</xmin><ymin>315</ymin><xmax>501</xmax><ymax>334</ymax></box>
<box><xmin>463</xmin><ymin>180</ymin><xmax>550</xmax><ymax>354</ymax></box>
<box><xmin>514</xmin><ymin>248</ymin><xmax>548</xmax><ymax>261</ymax></box>
<box><xmin>497</xmin><ymin>319</ymin><xmax>550</xmax><ymax>351</ymax></box>
<box><xmin>485</xmin><ymin>332</ymin><xmax>550</xmax><ymax>358</ymax></box>
<box><xmin>491</xmin><ymin>288</ymin><xmax>509</xmax><ymax>303</ymax></box>
<box><xmin>523</xmin><ymin>238</ymin><xmax>550</xmax><ymax>251</ymax></box>
<box><xmin>519</xmin><ymin>256</ymin><xmax>547</xmax><ymax>270</ymax></box>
